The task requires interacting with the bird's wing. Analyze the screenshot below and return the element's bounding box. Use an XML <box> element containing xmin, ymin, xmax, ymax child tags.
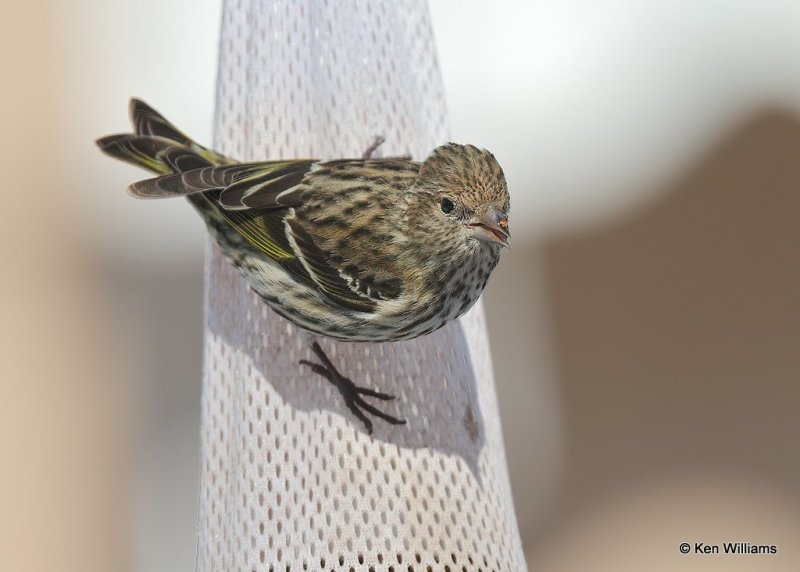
<box><xmin>128</xmin><ymin>160</ymin><xmax>315</xmax><ymax>204</ymax></box>
<box><xmin>131</xmin><ymin>159</ymin><xmax>416</xmax><ymax>312</ymax></box>
<box><xmin>284</xmin><ymin>216</ymin><xmax>381</xmax><ymax>312</ymax></box>
<box><xmin>279</xmin><ymin>160</ymin><xmax>418</xmax><ymax>308</ymax></box>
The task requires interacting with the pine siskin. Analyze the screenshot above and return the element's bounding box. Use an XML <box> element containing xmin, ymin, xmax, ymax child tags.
<box><xmin>98</xmin><ymin>99</ymin><xmax>510</xmax><ymax>432</ymax></box>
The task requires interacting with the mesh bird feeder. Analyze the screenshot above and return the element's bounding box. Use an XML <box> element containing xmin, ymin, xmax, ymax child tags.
<box><xmin>196</xmin><ymin>1</ymin><xmax>528</xmax><ymax>569</ymax></box>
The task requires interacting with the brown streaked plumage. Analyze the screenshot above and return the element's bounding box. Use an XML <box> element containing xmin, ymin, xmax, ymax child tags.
<box><xmin>98</xmin><ymin>99</ymin><xmax>510</xmax><ymax>432</ymax></box>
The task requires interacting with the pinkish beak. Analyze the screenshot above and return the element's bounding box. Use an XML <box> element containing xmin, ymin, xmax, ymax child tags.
<box><xmin>469</xmin><ymin>209</ymin><xmax>510</xmax><ymax>247</ymax></box>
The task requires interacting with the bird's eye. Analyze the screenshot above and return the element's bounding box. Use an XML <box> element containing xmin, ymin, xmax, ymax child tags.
<box><xmin>440</xmin><ymin>197</ymin><xmax>454</xmax><ymax>214</ymax></box>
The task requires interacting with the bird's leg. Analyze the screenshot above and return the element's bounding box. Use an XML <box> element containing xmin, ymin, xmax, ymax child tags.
<box><xmin>362</xmin><ymin>135</ymin><xmax>412</xmax><ymax>161</ymax></box>
<box><xmin>300</xmin><ymin>341</ymin><xmax>407</xmax><ymax>434</ymax></box>
<box><xmin>361</xmin><ymin>136</ymin><xmax>386</xmax><ymax>159</ymax></box>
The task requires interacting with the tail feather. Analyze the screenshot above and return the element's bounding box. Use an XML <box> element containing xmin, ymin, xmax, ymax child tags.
<box><xmin>96</xmin><ymin>98</ymin><xmax>232</xmax><ymax>179</ymax></box>
<box><xmin>97</xmin><ymin>133</ymin><xmax>181</xmax><ymax>175</ymax></box>
<box><xmin>129</xmin><ymin>98</ymin><xmax>194</xmax><ymax>146</ymax></box>
<box><xmin>129</xmin><ymin>98</ymin><xmax>230</xmax><ymax>165</ymax></box>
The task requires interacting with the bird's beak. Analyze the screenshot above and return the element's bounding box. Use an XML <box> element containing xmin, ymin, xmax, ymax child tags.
<box><xmin>469</xmin><ymin>208</ymin><xmax>510</xmax><ymax>247</ymax></box>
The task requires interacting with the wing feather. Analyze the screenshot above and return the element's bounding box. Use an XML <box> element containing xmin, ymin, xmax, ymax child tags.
<box><xmin>218</xmin><ymin>162</ymin><xmax>312</xmax><ymax>210</ymax></box>
<box><xmin>128</xmin><ymin>161</ymin><xmax>313</xmax><ymax>200</ymax></box>
<box><xmin>286</xmin><ymin>218</ymin><xmax>377</xmax><ymax>312</ymax></box>
<box><xmin>127</xmin><ymin>157</ymin><xmax>414</xmax><ymax>313</ymax></box>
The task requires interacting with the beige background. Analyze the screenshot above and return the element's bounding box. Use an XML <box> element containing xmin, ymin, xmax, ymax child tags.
<box><xmin>2</xmin><ymin>1</ymin><xmax>799</xmax><ymax>571</ymax></box>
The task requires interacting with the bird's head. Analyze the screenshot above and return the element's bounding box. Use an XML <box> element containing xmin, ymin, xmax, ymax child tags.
<box><xmin>411</xmin><ymin>143</ymin><xmax>510</xmax><ymax>252</ymax></box>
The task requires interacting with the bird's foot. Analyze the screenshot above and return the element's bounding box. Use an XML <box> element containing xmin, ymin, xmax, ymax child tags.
<box><xmin>300</xmin><ymin>341</ymin><xmax>407</xmax><ymax>434</ymax></box>
<box><xmin>361</xmin><ymin>135</ymin><xmax>386</xmax><ymax>159</ymax></box>
<box><xmin>361</xmin><ymin>135</ymin><xmax>413</xmax><ymax>161</ymax></box>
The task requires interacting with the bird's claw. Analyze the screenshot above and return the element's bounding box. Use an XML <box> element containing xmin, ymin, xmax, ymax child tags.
<box><xmin>362</xmin><ymin>136</ymin><xmax>386</xmax><ymax>159</ymax></box>
<box><xmin>301</xmin><ymin>343</ymin><xmax>407</xmax><ymax>434</ymax></box>
<box><xmin>361</xmin><ymin>135</ymin><xmax>412</xmax><ymax>161</ymax></box>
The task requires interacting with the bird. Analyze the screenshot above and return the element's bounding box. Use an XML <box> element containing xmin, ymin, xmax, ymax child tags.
<box><xmin>97</xmin><ymin>99</ymin><xmax>510</xmax><ymax>433</ymax></box>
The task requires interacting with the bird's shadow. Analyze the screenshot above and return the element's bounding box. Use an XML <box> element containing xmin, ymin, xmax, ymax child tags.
<box><xmin>205</xmin><ymin>248</ymin><xmax>486</xmax><ymax>478</ymax></box>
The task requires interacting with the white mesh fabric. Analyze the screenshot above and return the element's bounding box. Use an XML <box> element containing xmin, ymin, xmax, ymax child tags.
<box><xmin>197</xmin><ymin>1</ymin><xmax>528</xmax><ymax>570</ymax></box>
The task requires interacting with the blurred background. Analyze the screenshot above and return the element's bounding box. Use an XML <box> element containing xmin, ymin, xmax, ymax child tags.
<box><xmin>2</xmin><ymin>1</ymin><xmax>799</xmax><ymax>571</ymax></box>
